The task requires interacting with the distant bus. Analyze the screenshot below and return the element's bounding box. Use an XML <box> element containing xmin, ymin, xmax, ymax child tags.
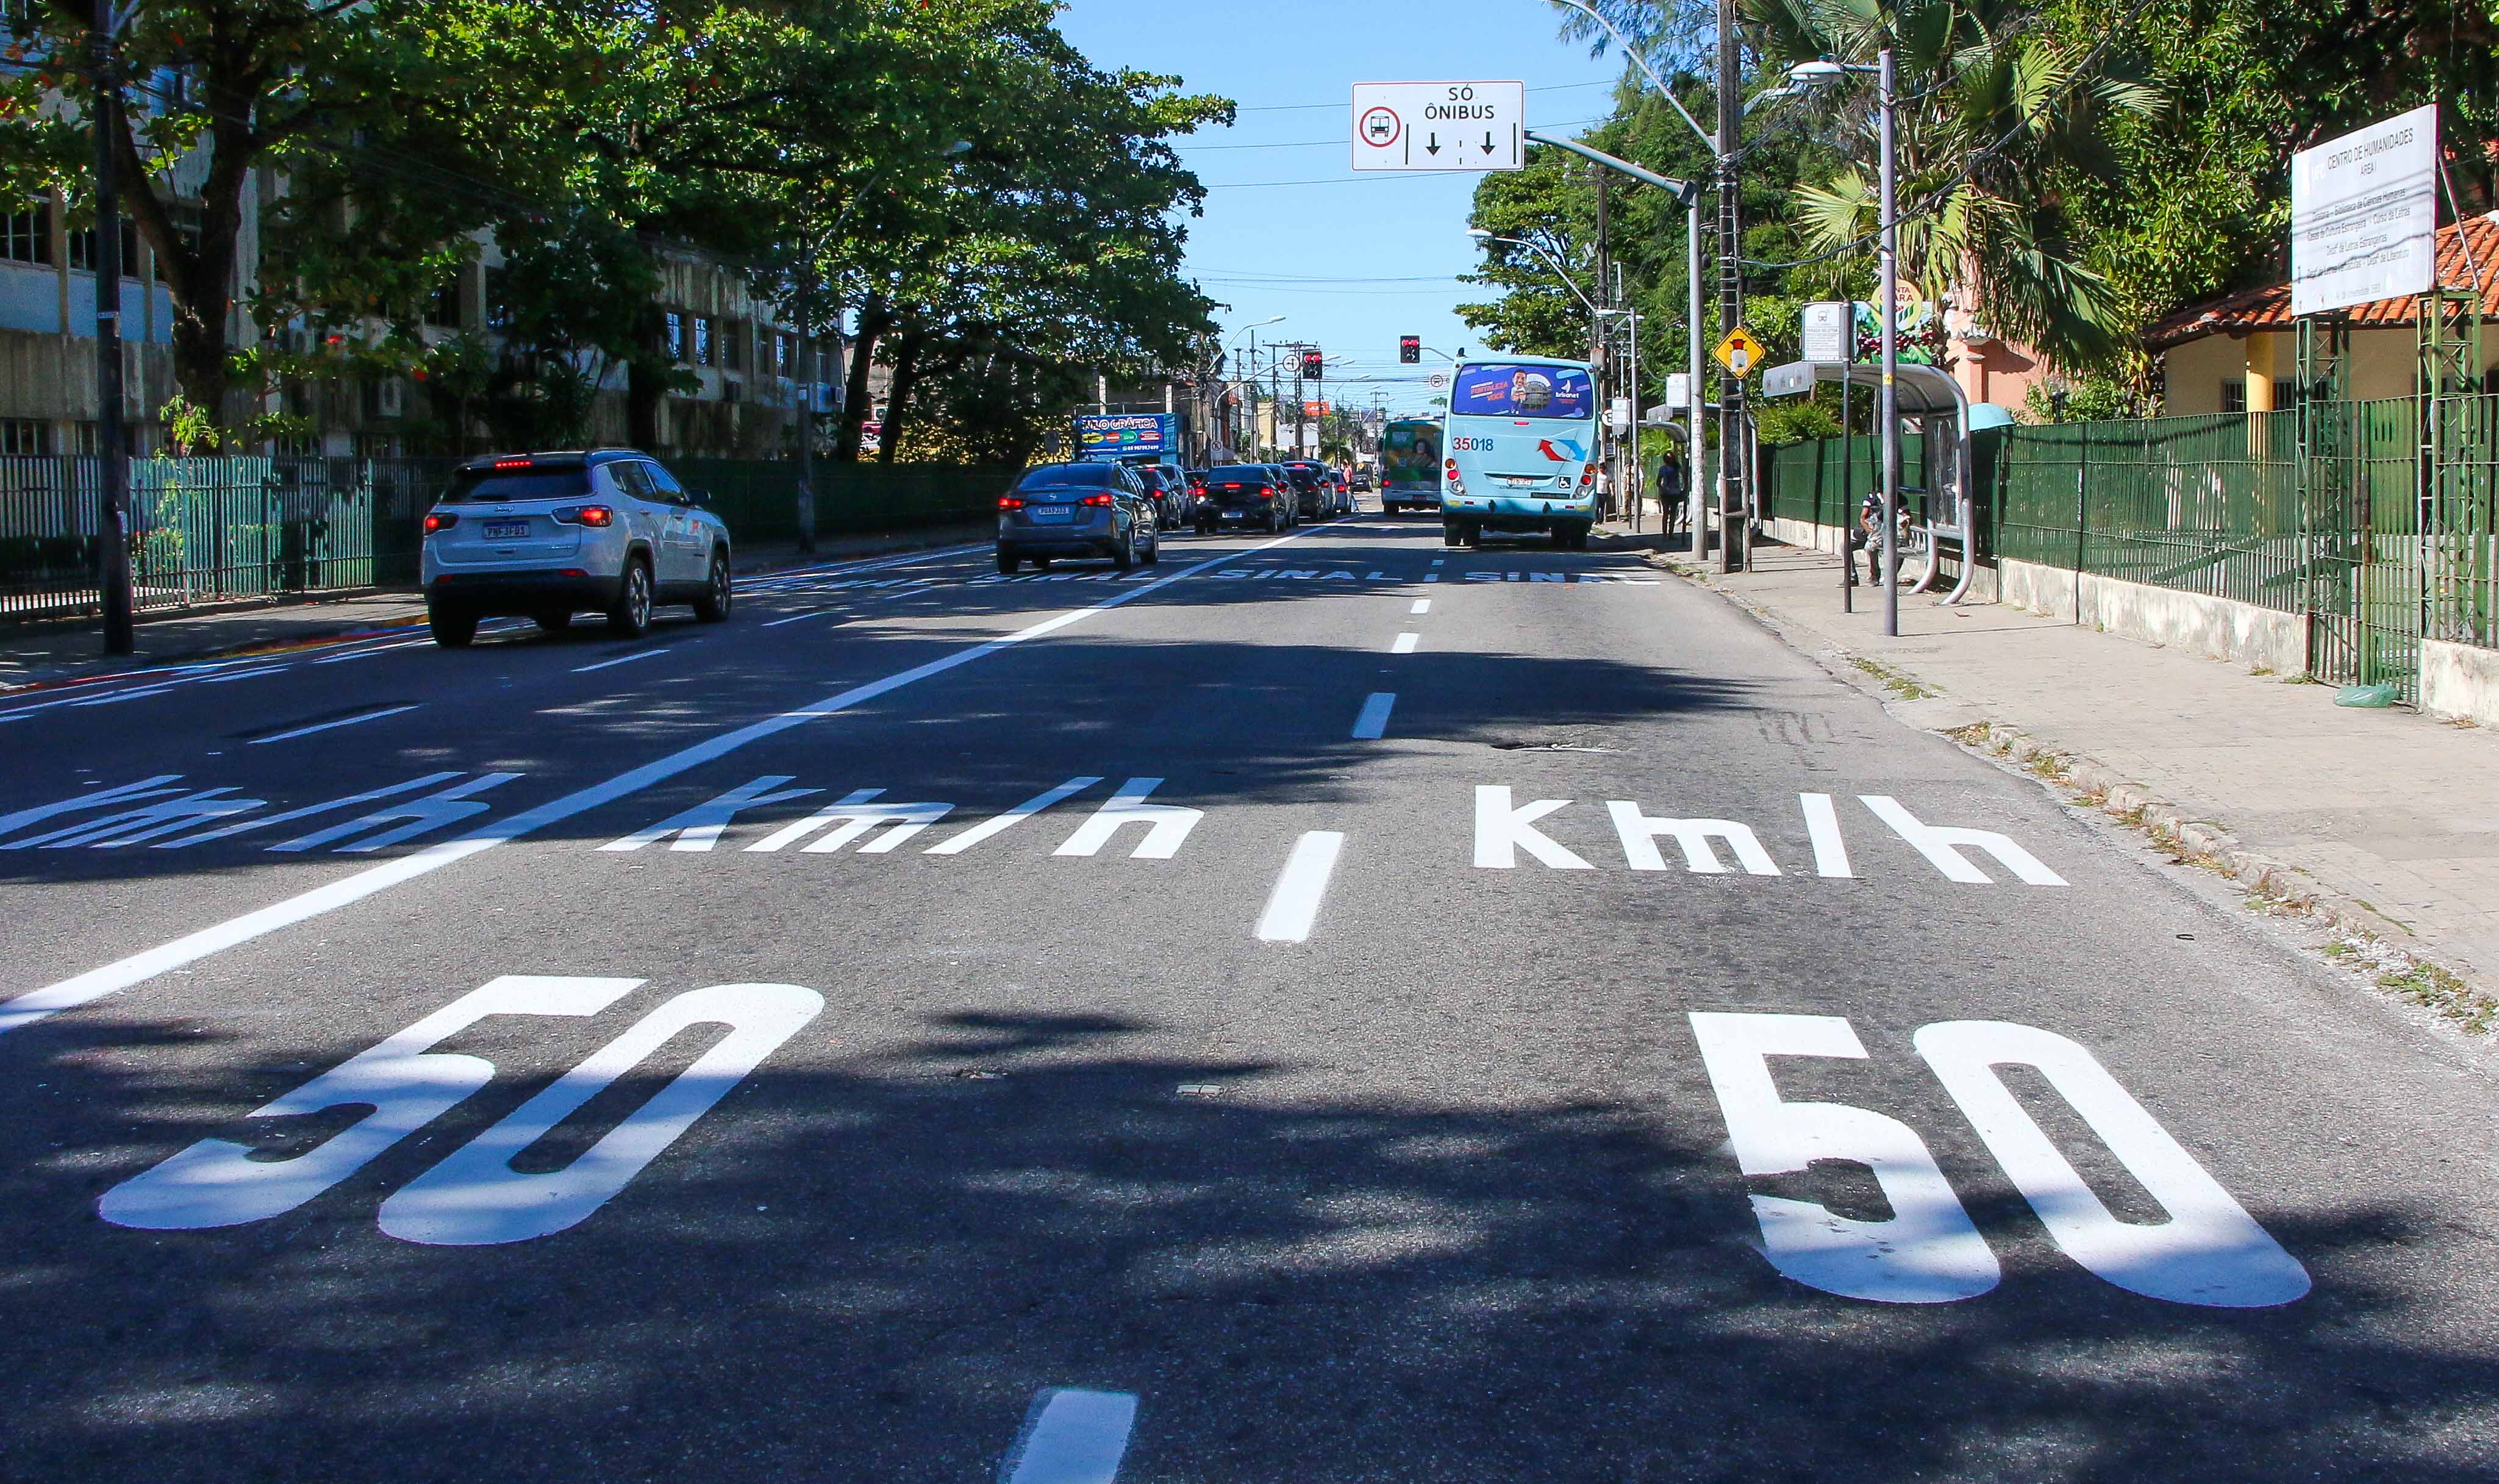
<box><xmin>1378</xmin><ymin>418</ymin><xmax>1442</xmax><ymax>515</ymax></box>
<box><xmin>1439</xmin><ymin>355</ymin><xmax>1600</xmax><ymax>549</ymax></box>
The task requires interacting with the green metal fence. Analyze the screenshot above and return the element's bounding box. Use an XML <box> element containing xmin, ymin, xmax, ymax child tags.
<box><xmin>1</xmin><ymin>455</ymin><xmax>381</xmax><ymax>621</ymax></box>
<box><xmin>4</xmin><ymin>454</ymin><xmax>1018</xmax><ymax>622</ymax></box>
<box><xmin>1764</xmin><ymin>433</ymin><xmax>1924</xmax><ymax>535</ymax></box>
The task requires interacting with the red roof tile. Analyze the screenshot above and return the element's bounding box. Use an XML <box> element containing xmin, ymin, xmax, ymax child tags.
<box><xmin>2145</xmin><ymin>212</ymin><xmax>2499</xmax><ymax>349</ymax></box>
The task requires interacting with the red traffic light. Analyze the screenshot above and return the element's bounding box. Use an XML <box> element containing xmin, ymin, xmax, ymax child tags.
<box><xmin>1399</xmin><ymin>335</ymin><xmax>1420</xmax><ymax>364</ymax></box>
<box><xmin>1301</xmin><ymin>349</ymin><xmax>1324</xmax><ymax>380</ymax></box>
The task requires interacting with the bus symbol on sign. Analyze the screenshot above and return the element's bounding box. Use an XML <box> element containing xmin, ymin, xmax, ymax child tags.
<box><xmin>1360</xmin><ymin>107</ymin><xmax>1401</xmax><ymax>149</ymax></box>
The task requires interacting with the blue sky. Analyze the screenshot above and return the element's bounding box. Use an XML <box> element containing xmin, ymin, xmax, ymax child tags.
<box><xmin>1054</xmin><ymin>0</ymin><xmax>1629</xmax><ymax>418</ymax></box>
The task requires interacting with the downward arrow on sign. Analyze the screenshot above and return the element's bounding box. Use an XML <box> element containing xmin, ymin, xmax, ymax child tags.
<box><xmin>1482</xmin><ymin>131</ymin><xmax>1495</xmax><ymax>152</ymax></box>
<box><xmin>1425</xmin><ymin>133</ymin><xmax>1440</xmax><ymax>155</ymax></box>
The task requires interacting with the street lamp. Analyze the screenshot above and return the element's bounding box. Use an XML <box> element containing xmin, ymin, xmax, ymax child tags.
<box><xmin>1543</xmin><ymin>0</ymin><xmax>1729</xmax><ymax>566</ymax></box>
<box><xmin>1467</xmin><ymin>229</ymin><xmax>1602</xmax><ymax>318</ymax></box>
<box><xmin>1226</xmin><ymin>316</ymin><xmax>1285</xmax><ymax>459</ymax></box>
<box><xmin>1787</xmin><ymin>53</ymin><xmax>1902</xmax><ymax>637</ymax></box>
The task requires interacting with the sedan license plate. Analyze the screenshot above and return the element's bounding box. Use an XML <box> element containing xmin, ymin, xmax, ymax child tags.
<box><xmin>481</xmin><ymin>519</ymin><xmax>530</xmax><ymax>539</ymax></box>
<box><xmin>1028</xmin><ymin>507</ymin><xmax>1071</xmax><ymax>524</ymax></box>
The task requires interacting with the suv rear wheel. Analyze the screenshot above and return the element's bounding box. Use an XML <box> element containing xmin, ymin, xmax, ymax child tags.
<box><xmin>428</xmin><ymin>602</ymin><xmax>479</xmax><ymax>648</ymax></box>
<box><xmin>608</xmin><ymin>557</ymin><xmax>654</xmax><ymax>638</ymax></box>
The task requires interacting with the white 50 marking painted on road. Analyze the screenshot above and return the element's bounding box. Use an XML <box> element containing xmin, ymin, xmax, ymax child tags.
<box><xmin>101</xmin><ymin>974</ymin><xmax>823</xmax><ymax>1244</ymax></box>
<box><xmin>1690</xmin><ymin>1012</ymin><xmax>2308</xmax><ymax>1308</ymax></box>
<box><xmin>0</xmin><ymin>529</ymin><xmax>1325</xmax><ymax>1036</ymax></box>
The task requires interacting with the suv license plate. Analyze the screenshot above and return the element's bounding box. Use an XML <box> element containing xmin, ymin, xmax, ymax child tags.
<box><xmin>481</xmin><ymin>519</ymin><xmax>529</xmax><ymax>539</ymax></box>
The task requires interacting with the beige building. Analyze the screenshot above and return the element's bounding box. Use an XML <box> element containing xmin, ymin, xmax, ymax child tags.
<box><xmin>2149</xmin><ymin>212</ymin><xmax>2499</xmax><ymax>413</ymax></box>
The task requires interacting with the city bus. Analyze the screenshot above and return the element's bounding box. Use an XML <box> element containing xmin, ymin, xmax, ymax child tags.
<box><xmin>1377</xmin><ymin>417</ymin><xmax>1442</xmax><ymax>515</ymax></box>
<box><xmin>1439</xmin><ymin>354</ymin><xmax>1600</xmax><ymax>549</ymax></box>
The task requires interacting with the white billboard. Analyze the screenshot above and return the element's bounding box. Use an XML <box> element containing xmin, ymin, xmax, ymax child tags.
<box><xmin>2290</xmin><ymin>104</ymin><xmax>2439</xmax><ymax>317</ymax></box>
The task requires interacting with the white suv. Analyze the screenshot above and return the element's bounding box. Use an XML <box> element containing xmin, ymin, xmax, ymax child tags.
<box><xmin>420</xmin><ymin>449</ymin><xmax>734</xmax><ymax>647</ymax></box>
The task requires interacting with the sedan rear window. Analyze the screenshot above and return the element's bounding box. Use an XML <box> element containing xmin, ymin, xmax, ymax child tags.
<box><xmin>1015</xmin><ymin>465</ymin><xmax>1117</xmax><ymax>490</ymax></box>
<box><xmin>443</xmin><ymin>468</ymin><xmax>593</xmax><ymax>503</ymax></box>
<box><xmin>1207</xmin><ymin>466</ymin><xmax>1271</xmax><ymax>482</ymax></box>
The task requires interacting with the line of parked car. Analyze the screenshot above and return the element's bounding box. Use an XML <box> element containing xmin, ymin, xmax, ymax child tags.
<box><xmin>996</xmin><ymin>458</ymin><xmax>1356</xmax><ymax>572</ymax></box>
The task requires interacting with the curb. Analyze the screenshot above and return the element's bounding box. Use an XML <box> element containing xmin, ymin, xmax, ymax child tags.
<box><xmin>1650</xmin><ymin>549</ymin><xmax>2499</xmax><ymax>1041</ymax></box>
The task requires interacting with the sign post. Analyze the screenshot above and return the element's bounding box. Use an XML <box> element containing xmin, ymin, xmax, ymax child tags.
<box><xmin>1351</xmin><ymin>82</ymin><xmax>1526</xmax><ymax>172</ymax></box>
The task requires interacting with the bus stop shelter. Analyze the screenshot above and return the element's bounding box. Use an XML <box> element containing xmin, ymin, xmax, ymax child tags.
<box><xmin>1762</xmin><ymin>359</ymin><xmax>1978</xmax><ymax>602</ymax></box>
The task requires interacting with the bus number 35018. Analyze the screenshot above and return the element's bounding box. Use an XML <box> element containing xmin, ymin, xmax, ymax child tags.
<box><xmin>1450</xmin><ymin>435</ymin><xmax>1493</xmax><ymax>452</ymax></box>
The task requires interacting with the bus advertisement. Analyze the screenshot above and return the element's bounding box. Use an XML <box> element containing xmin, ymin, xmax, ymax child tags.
<box><xmin>1438</xmin><ymin>357</ymin><xmax>1600</xmax><ymax>549</ymax></box>
<box><xmin>1378</xmin><ymin>418</ymin><xmax>1442</xmax><ymax>514</ymax></box>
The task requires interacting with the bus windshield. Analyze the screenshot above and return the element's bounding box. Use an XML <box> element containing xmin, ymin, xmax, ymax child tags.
<box><xmin>1450</xmin><ymin>363</ymin><xmax>1593</xmax><ymax>419</ymax></box>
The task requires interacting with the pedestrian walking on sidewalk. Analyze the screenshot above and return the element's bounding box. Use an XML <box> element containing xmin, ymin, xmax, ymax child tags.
<box><xmin>1656</xmin><ymin>451</ymin><xmax>1687</xmax><ymax>535</ymax></box>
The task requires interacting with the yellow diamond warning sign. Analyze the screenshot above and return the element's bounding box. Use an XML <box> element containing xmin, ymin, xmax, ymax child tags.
<box><xmin>1713</xmin><ymin>326</ymin><xmax>1766</xmax><ymax>376</ymax></box>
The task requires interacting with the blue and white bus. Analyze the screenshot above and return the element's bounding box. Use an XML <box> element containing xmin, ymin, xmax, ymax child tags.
<box><xmin>1438</xmin><ymin>355</ymin><xmax>1600</xmax><ymax>549</ymax></box>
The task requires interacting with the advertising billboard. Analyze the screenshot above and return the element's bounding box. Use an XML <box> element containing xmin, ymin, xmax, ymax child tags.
<box><xmin>1073</xmin><ymin>412</ymin><xmax>1178</xmax><ymax>462</ymax></box>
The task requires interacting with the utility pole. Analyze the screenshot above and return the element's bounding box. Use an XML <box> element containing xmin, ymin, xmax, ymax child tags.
<box><xmin>1877</xmin><ymin>45</ymin><xmax>1901</xmax><ymax>636</ymax></box>
<box><xmin>90</xmin><ymin>0</ymin><xmax>133</xmax><ymax>655</ymax></box>
<box><xmin>1715</xmin><ymin>0</ymin><xmax>1746</xmax><ymax>573</ymax></box>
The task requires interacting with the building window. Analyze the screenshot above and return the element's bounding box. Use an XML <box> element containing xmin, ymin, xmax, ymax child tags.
<box><xmin>693</xmin><ymin>315</ymin><xmax>714</xmax><ymax>366</ymax></box>
<box><xmin>774</xmin><ymin>332</ymin><xmax>792</xmax><ymax>375</ymax></box>
<box><xmin>723</xmin><ymin>380</ymin><xmax>742</xmax><ymax>405</ymax></box>
<box><xmin>2220</xmin><ymin>379</ymin><xmax>2247</xmax><ymax>415</ymax></box>
<box><xmin>2</xmin><ymin>203</ymin><xmax>51</xmax><ymax>265</ymax></box>
<box><xmin>484</xmin><ymin>266</ymin><xmax>515</xmax><ymax>330</ymax></box>
<box><xmin>68</xmin><ymin>218</ymin><xmax>142</xmax><ymax>278</ymax></box>
<box><xmin>665</xmin><ymin>311</ymin><xmax>686</xmax><ymax>362</ymax></box>
<box><xmin>721</xmin><ymin>319</ymin><xmax>743</xmax><ymax>371</ymax></box>
<box><xmin>275</xmin><ymin>431</ymin><xmax>323</xmax><ymax>457</ymax></box>
<box><xmin>0</xmin><ymin>417</ymin><xmax>50</xmax><ymax>455</ymax></box>
<box><xmin>425</xmin><ymin>272</ymin><xmax>463</xmax><ymax>329</ymax></box>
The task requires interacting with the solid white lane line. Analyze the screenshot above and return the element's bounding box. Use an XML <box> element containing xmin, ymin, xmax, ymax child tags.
<box><xmin>1001</xmin><ymin>1388</ymin><xmax>1138</xmax><ymax>1484</ymax></box>
<box><xmin>572</xmin><ymin>648</ymin><xmax>670</xmax><ymax>674</ymax></box>
<box><xmin>0</xmin><ymin>527</ymin><xmax>1323</xmax><ymax>1036</ymax></box>
<box><xmin>1351</xmin><ymin>692</ymin><xmax>1395</xmax><ymax>740</ymax></box>
<box><xmin>1409</xmin><ymin>598</ymin><xmax>1431</xmax><ymax>615</ymax></box>
<box><xmin>1391</xmin><ymin>632</ymin><xmax>1420</xmax><ymax>654</ymax></box>
<box><xmin>310</xmin><ymin>637</ymin><xmax>432</xmax><ymax>664</ymax></box>
<box><xmin>247</xmin><ymin>705</ymin><xmax>420</xmax><ymax>745</ymax></box>
<box><xmin>1256</xmin><ymin>830</ymin><xmax>1345</xmax><ymax>943</ymax></box>
<box><xmin>760</xmin><ymin>608</ymin><xmax>840</xmax><ymax>629</ymax></box>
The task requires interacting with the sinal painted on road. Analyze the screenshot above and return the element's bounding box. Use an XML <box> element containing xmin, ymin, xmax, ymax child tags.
<box><xmin>0</xmin><ymin>515</ymin><xmax>2489</xmax><ymax>1483</ymax></box>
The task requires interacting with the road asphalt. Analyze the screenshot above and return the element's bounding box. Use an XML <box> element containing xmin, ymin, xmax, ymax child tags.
<box><xmin>0</xmin><ymin>508</ymin><xmax>2491</xmax><ymax>1482</ymax></box>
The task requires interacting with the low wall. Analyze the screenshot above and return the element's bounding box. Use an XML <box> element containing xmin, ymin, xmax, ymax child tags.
<box><xmin>2420</xmin><ymin>638</ymin><xmax>2499</xmax><ymax>726</ymax></box>
<box><xmin>1998</xmin><ymin>557</ymin><xmax>2307</xmax><ymax>673</ymax></box>
<box><xmin>1757</xmin><ymin>516</ymin><xmax>1997</xmax><ymax>601</ymax></box>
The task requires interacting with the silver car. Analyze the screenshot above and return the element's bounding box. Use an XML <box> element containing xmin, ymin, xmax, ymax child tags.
<box><xmin>420</xmin><ymin>449</ymin><xmax>733</xmax><ymax>647</ymax></box>
<box><xmin>996</xmin><ymin>463</ymin><xmax>1162</xmax><ymax>574</ymax></box>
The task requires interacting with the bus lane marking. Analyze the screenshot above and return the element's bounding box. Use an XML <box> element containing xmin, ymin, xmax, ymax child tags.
<box><xmin>1256</xmin><ymin>830</ymin><xmax>1346</xmax><ymax>943</ymax></box>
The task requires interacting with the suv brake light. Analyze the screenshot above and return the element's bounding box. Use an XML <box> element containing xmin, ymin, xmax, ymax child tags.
<box><xmin>491</xmin><ymin>457</ymin><xmax>533</xmax><ymax>469</ymax></box>
<box><xmin>423</xmin><ymin>512</ymin><xmax>457</xmax><ymax>534</ymax></box>
<box><xmin>552</xmin><ymin>504</ymin><xmax>613</xmax><ymax>527</ymax></box>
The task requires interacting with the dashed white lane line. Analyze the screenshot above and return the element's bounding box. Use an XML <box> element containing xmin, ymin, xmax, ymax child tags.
<box><xmin>1000</xmin><ymin>1388</ymin><xmax>1138</xmax><ymax>1484</ymax></box>
<box><xmin>1429</xmin><ymin>557</ymin><xmax>1445</xmax><ymax>566</ymax></box>
<box><xmin>1256</xmin><ymin>830</ymin><xmax>1346</xmax><ymax>944</ymax></box>
<box><xmin>1391</xmin><ymin>632</ymin><xmax>1420</xmax><ymax>654</ymax></box>
<box><xmin>760</xmin><ymin>607</ymin><xmax>841</xmax><ymax>629</ymax></box>
<box><xmin>310</xmin><ymin>637</ymin><xmax>433</xmax><ymax>664</ymax></box>
<box><xmin>1351</xmin><ymin>692</ymin><xmax>1395</xmax><ymax>740</ymax></box>
<box><xmin>248</xmin><ymin>705</ymin><xmax>421</xmax><ymax>745</ymax></box>
<box><xmin>572</xmin><ymin>648</ymin><xmax>671</xmax><ymax>674</ymax></box>
<box><xmin>0</xmin><ymin>526</ymin><xmax>1326</xmax><ymax>1037</ymax></box>
<box><xmin>1422</xmin><ymin>572</ymin><xmax>1440</xmax><ymax>582</ymax></box>
<box><xmin>1409</xmin><ymin>599</ymin><xmax>1431</xmax><ymax>615</ymax></box>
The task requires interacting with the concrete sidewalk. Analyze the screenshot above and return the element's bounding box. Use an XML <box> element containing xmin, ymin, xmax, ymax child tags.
<box><xmin>1659</xmin><ymin>540</ymin><xmax>2499</xmax><ymax>1036</ymax></box>
<box><xmin>0</xmin><ymin>521</ymin><xmax>991</xmax><ymax>691</ymax></box>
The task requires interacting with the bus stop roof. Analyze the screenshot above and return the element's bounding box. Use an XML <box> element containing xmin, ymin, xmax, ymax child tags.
<box><xmin>1761</xmin><ymin>360</ymin><xmax>1967</xmax><ymax>418</ymax></box>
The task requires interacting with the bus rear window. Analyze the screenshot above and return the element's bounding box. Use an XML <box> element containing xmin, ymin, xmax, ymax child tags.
<box><xmin>1451</xmin><ymin>364</ymin><xmax>1593</xmax><ymax>418</ymax></box>
<box><xmin>443</xmin><ymin>468</ymin><xmax>593</xmax><ymax>502</ymax></box>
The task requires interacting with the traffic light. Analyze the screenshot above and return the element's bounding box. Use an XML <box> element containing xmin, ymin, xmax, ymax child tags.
<box><xmin>1301</xmin><ymin>349</ymin><xmax>1324</xmax><ymax>381</ymax></box>
<box><xmin>1399</xmin><ymin>335</ymin><xmax>1420</xmax><ymax>364</ymax></box>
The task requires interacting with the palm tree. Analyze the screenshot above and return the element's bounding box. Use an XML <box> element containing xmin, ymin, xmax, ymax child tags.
<box><xmin>1743</xmin><ymin>0</ymin><xmax>2161</xmax><ymax>367</ymax></box>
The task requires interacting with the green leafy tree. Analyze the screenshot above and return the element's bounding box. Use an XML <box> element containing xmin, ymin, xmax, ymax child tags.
<box><xmin>1745</xmin><ymin>0</ymin><xmax>2163</xmax><ymax>369</ymax></box>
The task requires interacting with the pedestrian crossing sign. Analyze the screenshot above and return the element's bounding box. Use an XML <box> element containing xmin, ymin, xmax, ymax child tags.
<box><xmin>1714</xmin><ymin>326</ymin><xmax>1766</xmax><ymax>376</ymax></box>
